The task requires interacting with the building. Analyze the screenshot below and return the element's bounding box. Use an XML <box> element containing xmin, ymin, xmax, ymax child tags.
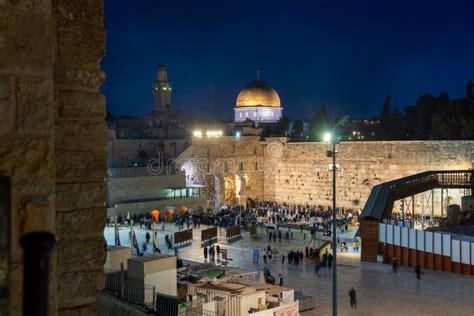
<box><xmin>234</xmin><ymin>74</ymin><xmax>283</xmax><ymax>124</ymax></box>
<box><xmin>185</xmin><ymin>278</ymin><xmax>298</xmax><ymax>315</ymax></box>
<box><xmin>128</xmin><ymin>254</ymin><xmax>178</xmax><ymax>296</ymax></box>
<box><xmin>153</xmin><ymin>65</ymin><xmax>173</xmax><ymax>112</ymax></box>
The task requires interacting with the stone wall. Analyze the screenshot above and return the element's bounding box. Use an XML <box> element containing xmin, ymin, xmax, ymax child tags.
<box><xmin>0</xmin><ymin>0</ymin><xmax>106</xmax><ymax>314</ymax></box>
<box><xmin>264</xmin><ymin>140</ymin><xmax>473</xmax><ymax>209</ymax></box>
<box><xmin>180</xmin><ymin>137</ymin><xmax>474</xmax><ymax>211</ymax></box>
<box><xmin>107</xmin><ymin>131</ymin><xmax>189</xmax><ymax>167</ymax></box>
<box><xmin>107</xmin><ymin>174</ymin><xmax>185</xmax><ymax>206</ymax></box>
<box><xmin>179</xmin><ymin>136</ymin><xmax>265</xmax><ymax>207</ymax></box>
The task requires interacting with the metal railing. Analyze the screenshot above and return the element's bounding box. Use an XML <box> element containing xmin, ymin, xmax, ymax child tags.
<box><xmin>104</xmin><ymin>271</ymin><xmax>156</xmax><ymax>308</ymax></box>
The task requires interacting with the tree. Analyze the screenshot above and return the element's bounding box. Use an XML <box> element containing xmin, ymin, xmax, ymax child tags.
<box><xmin>309</xmin><ymin>105</ymin><xmax>330</xmax><ymax>141</ymax></box>
<box><xmin>273</xmin><ymin>116</ymin><xmax>290</xmax><ymax>137</ymax></box>
<box><xmin>290</xmin><ymin>120</ymin><xmax>304</xmax><ymax>139</ymax></box>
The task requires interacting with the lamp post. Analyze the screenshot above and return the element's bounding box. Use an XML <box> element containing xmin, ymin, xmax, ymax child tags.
<box><xmin>324</xmin><ymin>132</ymin><xmax>338</xmax><ymax>316</ymax></box>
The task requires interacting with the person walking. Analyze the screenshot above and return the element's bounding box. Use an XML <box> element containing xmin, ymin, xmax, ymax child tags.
<box><xmin>415</xmin><ymin>263</ymin><xmax>421</xmax><ymax>280</ymax></box>
<box><xmin>278</xmin><ymin>274</ymin><xmax>283</xmax><ymax>286</ymax></box>
<box><xmin>349</xmin><ymin>287</ymin><xmax>357</xmax><ymax>309</ymax></box>
<box><xmin>327</xmin><ymin>253</ymin><xmax>333</xmax><ymax>268</ymax></box>
<box><xmin>203</xmin><ymin>246</ymin><xmax>208</xmax><ymax>261</ymax></box>
<box><xmin>216</xmin><ymin>244</ymin><xmax>221</xmax><ymax>259</ymax></box>
<box><xmin>392</xmin><ymin>257</ymin><xmax>398</xmax><ymax>273</ymax></box>
<box><xmin>278</xmin><ymin>230</ymin><xmax>282</xmax><ymax>243</ymax></box>
<box><xmin>314</xmin><ymin>256</ymin><xmax>321</xmax><ymax>277</ymax></box>
<box><xmin>281</xmin><ymin>254</ymin><xmax>285</xmax><ymax>265</ymax></box>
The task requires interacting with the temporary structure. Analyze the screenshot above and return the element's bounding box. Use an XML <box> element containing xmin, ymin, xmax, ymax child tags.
<box><xmin>150</xmin><ymin>209</ymin><xmax>160</xmax><ymax>223</ymax></box>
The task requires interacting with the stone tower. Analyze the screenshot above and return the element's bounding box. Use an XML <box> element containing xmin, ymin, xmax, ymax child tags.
<box><xmin>152</xmin><ymin>65</ymin><xmax>173</xmax><ymax>112</ymax></box>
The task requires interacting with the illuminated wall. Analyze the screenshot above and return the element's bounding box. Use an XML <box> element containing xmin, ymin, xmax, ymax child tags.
<box><xmin>234</xmin><ymin>106</ymin><xmax>282</xmax><ymax>123</ymax></box>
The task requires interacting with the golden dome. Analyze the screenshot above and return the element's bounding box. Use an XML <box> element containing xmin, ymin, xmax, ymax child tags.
<box><xmin>236</xmin><ymin>80</ymin><xmax>281</xmax><ymax>108</ymax></box>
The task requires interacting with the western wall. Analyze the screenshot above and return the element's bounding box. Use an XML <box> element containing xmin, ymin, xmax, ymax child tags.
<box><xmin>179</xmin><ymin>137</ymin><xmax>474</xmax><ymax>211</ymax></box>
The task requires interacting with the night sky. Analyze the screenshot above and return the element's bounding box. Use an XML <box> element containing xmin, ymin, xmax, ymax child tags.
<box><xmin>101</xmin><ymin>0</ymin><xmax>474</xmax><ymax>120</ymax></box>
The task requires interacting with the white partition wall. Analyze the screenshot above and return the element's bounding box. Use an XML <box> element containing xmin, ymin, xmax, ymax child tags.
<box><xmin>379</xmin><ymin>223</ymin><xmax>386</xmax><ymax>243</ymax></box>
<box><xmin>443</xmin><ymin>234</ymin><xmax>451</xmax><ymax>257</ymax></box>
<box><xmin>425</xmin><ymin>232</ymin><xmax>433</xmax><ymax>253</ymax></box>
<box><xmin>387</xmin><ymin>225</ymin><xmax>394</xmax><ymax>244</ymax></box>
<box><xmin>394</xmin><ymin>226</ymin><xmax>401</xmax><ymax>246</ymax></box>
<box><xmin>434</xmin><ymin>233</ymin><xmax>443</xmax><ymax>255</ymax></box>
<box><xmin>451</xmin><ymin>240</ymin><xmax>461</xmax><ymax>263</ymax></box>
<box><xmin>471</xmin><ymin>243</ymin><xmax>474</xmax><ymax>266</ymax></box>
<box><xmin>409</xmin><ymin>229</ymin><xmax>417</xmax><ymax>249</ymax></box>
<box><xmin>461</xmin><ymin>241</ymin><xmax>471</xmax><ymax>265</ymax></box>
<box><xmin>401</xmin><ymin>227</ymin><xmax>409</xmax><ymax>248</ymax></box>
<box><xmin>416</xmin><ymin>230</ymin><xmax>425</xmax><ymax>251</ymax></box>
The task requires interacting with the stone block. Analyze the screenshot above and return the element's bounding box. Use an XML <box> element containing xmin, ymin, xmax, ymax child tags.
<box><xmin>58</xmin><ymin>91</ymin><xmax>105</xmax><ymax>118</ymax></box>
<box><xmin>54</xmin><ymin>66</ymin><xmax>105</xmax><ymax>89</ymax></box>
<box><xmin>56</xmin><ymin>182</ymin><xmax>105</xmax><ymax>212</ymax></box>
<box><xmin>0</xmin><ymin>10</ymin><xmax>53</xmax><ymax>74</ymax></box>
<box><xmin>56</xmin><ymin>119</ymin><xmax>106</xmax><ymax>152</ymax></box>
<box><xmin>57</xmin><ymin>20</ymin><xmax>105</xmax><ymax>68</ymax></box>
<box><xmin>58</xmin><ymin>237</ymin><xmax>105</xmax><ymax>273</ymax></box>
<box><xmin>53</xmin><ymin>0</ymin><xmax>103</xmax><ymax>23</ymax></box>
<box><xmin>0</xmin><ymin>76</ymin><xmax>14</xmax><ymax>134</ymax></box>
<box><xmin>55</xmin><ymin>149</ymin><xmax>106</xmax><ymax>182</ymax></box>
<box><xmin>56</xmin><ymin>207</ymin><xmax>105</xmax><ymax>239</ymax></box>
<box><xmin>17</xmin><ymin>76</ymin><xmax>54</xmax><ymax>135</ymax></box>
<box><xmin>58</xmin><ymin>270</ymin><xmax>104</xmax><ymax>299</ymax></box>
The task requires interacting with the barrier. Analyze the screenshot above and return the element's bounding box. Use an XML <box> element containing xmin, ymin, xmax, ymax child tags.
<box><xmin>104</xmin><ymin>271</ymin><xmax>155</xmax><ymax>307</ymax></box>
<box><xmin>201</xmin><ymin>227</ymin><xmax>218</xmax><ymax>246</ymax></box>
<box><xmin>174</xmin><ymin>229</ymin><xmax>193</xmax><ymax>248</ymax></box>
<box><xmin>378</xmin><ymin>223</ymin><xmax>474</xmax><ymax>275</ymax></box>
<box><xmin>225</xmin><ymin>225</ymin><xmax>241</xmax><ymax>241</ymax></box>
<box><xmin>249</xmin><ymin>225</ymin><xmax>257</xmax><ymax>237</ymax></box>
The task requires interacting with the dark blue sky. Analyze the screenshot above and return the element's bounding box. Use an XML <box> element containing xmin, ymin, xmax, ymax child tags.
<box><xmin>102</xmin><ymin>0</ymin><xmax>474</xmax><ymax>120</ymax></box>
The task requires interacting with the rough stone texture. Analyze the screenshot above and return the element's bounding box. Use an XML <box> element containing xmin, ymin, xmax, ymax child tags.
<box><xmin>0</xmin><ymin>10</ymin><xmax>54</xmax><ymax>75</ymax></box>
<box><xmin>0</xmin><ymin>0</ymin><xmax>106</xmax><ymax>314</ymax></box>
<box><xmin>55</xmin><ymin>150</ymin><xmax>106</xmax><ymax>183</ymax></box>
<box><xmin>58</xmin><ymin>91</ymin><xmax>105</xmax><ymax>118</ymax></box>
<box><xmin>0</xmin><ymin>76</ymin><xmax>14</xmax><ymax>133</ymax></box>
<box><xmin>57</xmin><ymin>20</ymin><xmax>105</xmax><ymax>69</ymax></box>
<box><xmin>56</xmin><ymin>207</ymin><xmax>105</xmax><ymax>238</ymax></box>
<box><xmin>17</xmin><ymin>76</ymin><xmax>54</xmax><ymax>135</ymax></box>
<box><xmin>53</xmin><ymin>0</ymin><xmax>107</xmax><ymax>313</ymax></box>
<box><xmin>182</xmin><ymin>137</ymin><xmax>474</xmax><ymax>211</ymax></box>
<box><xmin>56</xmin><ymin>183</ymin><xmax>105</xmax><ymax>211</ymax></box>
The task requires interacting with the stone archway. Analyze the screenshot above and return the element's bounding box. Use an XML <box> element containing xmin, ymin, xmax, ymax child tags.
<box><xmin>214</xmin><ymin>174</ymin><xmax>225</xmax><ymax>209</ymax></box>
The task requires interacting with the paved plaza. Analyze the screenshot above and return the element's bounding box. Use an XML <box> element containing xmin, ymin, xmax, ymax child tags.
<box><xmin>104</xmin><ymin>224</ymin><xmax>474</xmax><ymax>316</ymax></box>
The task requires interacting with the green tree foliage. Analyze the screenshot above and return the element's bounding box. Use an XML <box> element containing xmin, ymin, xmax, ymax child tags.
<box><xmin>376</xmin><ymin>93</ymin><xmax>404</xmax><ymax>140</ymax></box>
<box><xmin>290</xmin><ymin>120</ymin><xmax>304</xmax><ymax>139</ymax></box>
<box><xmin>273</xmin><ymin>116</ymin><xmax>290</xmax><ymax>136</ymax></box>
<box><xmin>309</xmin><ymin>105</ymin><xmax>331</xmax><ymax>141</ymax></box>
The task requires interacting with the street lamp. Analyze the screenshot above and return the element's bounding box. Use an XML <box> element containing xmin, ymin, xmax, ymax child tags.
<box><xmin>324</xmin><ymin>132</ymin><xmax>338</xmax><ymax>316</ymax></box>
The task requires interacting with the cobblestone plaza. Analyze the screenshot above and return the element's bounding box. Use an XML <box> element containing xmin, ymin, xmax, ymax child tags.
<box><xmin>105</xmin><ymin>224</ymin><xmax>474</xmax><ymax>315</ymax></box>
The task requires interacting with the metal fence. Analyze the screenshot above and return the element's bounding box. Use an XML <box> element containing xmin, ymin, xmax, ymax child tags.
<box><xmin>295</xmin><ymin>291</ymin><xmax>316</xmax><ymax>312</ymax></box>
<box><xmin>104</xmin><ymin>271</ymin><xmax>156</xmax><ymax>308</ymax></box>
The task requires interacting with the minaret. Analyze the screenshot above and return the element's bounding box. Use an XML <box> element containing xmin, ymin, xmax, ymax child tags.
<box><xmin>152</xmin><ymin>65</ymin><xmax>173</xmax><ymax>112</ymax></box>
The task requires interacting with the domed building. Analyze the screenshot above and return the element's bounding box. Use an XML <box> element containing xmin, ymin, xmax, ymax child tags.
<box><xmin>234</xmin><ymin>74</ymin><xmax>283</xmax><ymax>123</ymax></box>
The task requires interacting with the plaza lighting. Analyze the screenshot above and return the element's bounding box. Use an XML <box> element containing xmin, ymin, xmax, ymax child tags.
<box><xmin>202</xmin><ymin>130</ymin><xmax>223</xmax><ymax>138</ymax></box>
<box><xmin>323</xmin><ymin>132</ymin><xmax>332</xmax><ymax>142</ymax></box>
<box><xmin>324</xmin><ymin>131</ymin><xmax>339</xmax><ymax>316</ymax></box>
<box><xmin>193</xmin><ymin>130</ymin><xmax>203</xmax><ymax>138</ymax></box>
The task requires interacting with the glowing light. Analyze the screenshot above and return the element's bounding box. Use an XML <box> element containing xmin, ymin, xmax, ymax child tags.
<box><xmin>323</xmin><ymin>132</ymin><xmax>332</xmax><ymax>142</ymax></box>
<box><xmin>193</xmin><ymin>130</ymin><xmax>202</xmax><ymax>138</ymax></box>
